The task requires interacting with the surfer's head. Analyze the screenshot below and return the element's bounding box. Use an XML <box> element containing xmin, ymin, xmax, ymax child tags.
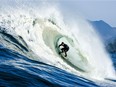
<box><xmin>61</xmin><ymin>42</ymin><xmax>64</xmax><ymax>45</ymax></box>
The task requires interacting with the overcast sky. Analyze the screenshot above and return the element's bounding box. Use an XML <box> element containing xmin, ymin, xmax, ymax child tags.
<box><xmin>59</xmin><ymin>0</ymin><xmax>116</xmax><ymax>27</ymax></box>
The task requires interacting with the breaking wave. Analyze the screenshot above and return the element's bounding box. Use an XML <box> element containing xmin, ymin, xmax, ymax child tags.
<box><xmin>0</xmin><ymin>0</ymin><xmax>115</xmax><ymax>80</ymax></box>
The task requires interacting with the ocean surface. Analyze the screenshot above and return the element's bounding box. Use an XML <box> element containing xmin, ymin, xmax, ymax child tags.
<box><xmin>0</xmin><ymin>0</ymin><xmax>116</xmax><ymax>87</ymax></box>
<box><xmin>0</xmin><ymin>43</ymin><xmax>116</xmax><ymax>87</ymax></box>
<box><xmin>0</xmin><ymin>45</ymin><xmax>99</xmax><ymax>87</ymax></box>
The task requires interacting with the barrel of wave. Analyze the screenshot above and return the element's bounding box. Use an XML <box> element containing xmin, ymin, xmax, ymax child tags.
<box><xmin>42</xmin><ymin>25</ymin><xmax>91</xmax><ymax>72</ymax></box>
<box><xmin>57</xmin><ymin>37</ymin><xmax>91</xmax><ymax>72</ymax></box>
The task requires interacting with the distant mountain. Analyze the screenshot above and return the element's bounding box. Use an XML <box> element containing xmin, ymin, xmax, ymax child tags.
<box><xmin>113</xmin><ymin>27</ymin><xmax>116</xmax><ymax>30</ymax></box>
<box><xmin>90</xmin><ymin>20</ymin><xmax>116</xmax><ymax>43</ymax></box>
<box><xmin>90</xmin><ymin>20</ymin><xmax>116</xmax><ymax>53</ymax></box>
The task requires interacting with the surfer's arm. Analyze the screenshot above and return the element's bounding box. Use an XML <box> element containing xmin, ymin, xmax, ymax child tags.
<box><xmin>58</xmin><ymin>44</ymin><xmax>62</xmax><ymax>47</ymax></box>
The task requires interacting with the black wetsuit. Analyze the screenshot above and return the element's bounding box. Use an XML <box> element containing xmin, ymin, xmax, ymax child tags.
<box><xmin>59</xmin><ymin>43</ymin><xmax>69</xmax><ymax>57</ymax></box>
<box><xmin>62</xmin><ymin>44</ymin><xmax>69</xmax><ymax>52</ymax></box>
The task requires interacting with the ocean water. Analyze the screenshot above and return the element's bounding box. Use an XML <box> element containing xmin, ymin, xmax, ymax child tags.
<box><xmin>0</xmin><ymin>0</ymin><xmax>116</xmax><ymax>87</ymax></box>
<box><xmin>0</xmin><ymin>43</ymin><xmax>116</xmax><ymax>87</ymax></box>
<box><xmin>0</xmin><ymin>45</ymin><xmax>99</xmax><ymax>87</ymax></box>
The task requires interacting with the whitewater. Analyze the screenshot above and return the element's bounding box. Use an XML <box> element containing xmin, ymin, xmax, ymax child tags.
<box><xmin>0</xmin><ymin>0</ymin><xmax>116</xmax><ymax>86</ymax></box>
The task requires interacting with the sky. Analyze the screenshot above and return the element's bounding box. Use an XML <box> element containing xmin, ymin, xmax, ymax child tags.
<box><xmin>0</xmin><ymin>0</ymin><xmax>116</xmax><ymax>27</ymax></box>
<box><xmin>58</xmin><ymin>0</ymin><xmax>116</xmax><ymax>27</ymax></box>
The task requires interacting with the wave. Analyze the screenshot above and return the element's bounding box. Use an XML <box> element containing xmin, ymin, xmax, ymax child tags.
<box><xmin>42</xmin><ymin>26</ymin><xmax>89</xmax><ymax>72</ymax></box>
<box><xmin>0</xmin><ymin>0</ymin><xmax>115</xmax><ymax>80</ymax></box>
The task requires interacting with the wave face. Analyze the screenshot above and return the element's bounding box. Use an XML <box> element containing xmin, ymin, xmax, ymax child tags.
<box><xmin>0</xmin><ymin>45</ymin><xmax>102</xmax><ymax>87</ymax></box>
<box><xmin>0</xmin><ymin>0</ymin><xmax>115</xmax><ymax>80</ymax></box>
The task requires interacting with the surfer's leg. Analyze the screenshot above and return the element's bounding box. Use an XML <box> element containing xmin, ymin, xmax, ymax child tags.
<box><xmin>64</xmin><ymin>52</ymin><xmax>67</xmax><ymax>57</ymax></box>
<box><xmin>61</xmin><ymin>48</ymin><xmax>65</xmax><ymax>53</ymax></box>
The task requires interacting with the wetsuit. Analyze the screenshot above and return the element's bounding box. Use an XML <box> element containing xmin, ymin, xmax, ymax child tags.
<box><xmin>61</xmin><ymin>44</ymin><xmax>69</xmax><ymax>52</ymax></box>
<box><xmin>59</xmin><ymin>43</ymin><xmax>69</xmax><ymax>57</ymax></box>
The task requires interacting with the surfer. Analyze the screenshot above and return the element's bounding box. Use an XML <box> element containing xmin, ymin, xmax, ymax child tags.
<box><xmin>58</xmin><ymin>42</ymin><xmax>69</xmax><ymax>57</ymax></box>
